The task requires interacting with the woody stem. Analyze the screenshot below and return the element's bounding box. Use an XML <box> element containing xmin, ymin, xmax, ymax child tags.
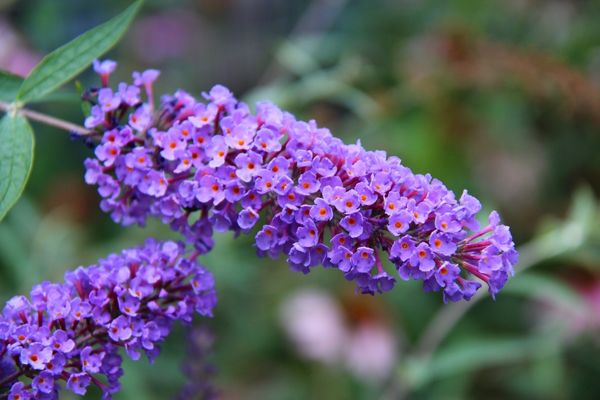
<box><xmin>0</xmin><ymin>101</ymin><xmax>92</xmax><ymax>136</ymax></box>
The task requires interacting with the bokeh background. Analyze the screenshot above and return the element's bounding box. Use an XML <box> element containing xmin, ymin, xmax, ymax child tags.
<box><xmin>2</xmin><ymin>0</ymin><xmax>600</xmax><ymax>399</ymax></box>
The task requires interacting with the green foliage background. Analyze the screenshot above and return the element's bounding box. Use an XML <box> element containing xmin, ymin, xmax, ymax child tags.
<box><xmin>2</xmin><ymin>0</ymin><xmax>600</xmax><ymax>399</ymax></box>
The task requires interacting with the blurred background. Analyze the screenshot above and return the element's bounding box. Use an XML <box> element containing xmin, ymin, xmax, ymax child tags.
<box><xmin>1</xmin><ymin>0</ymin><xmax>600</xmax><ymax>398</ymax></box>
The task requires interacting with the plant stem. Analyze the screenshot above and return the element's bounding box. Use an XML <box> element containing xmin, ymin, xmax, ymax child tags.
<box><xmin>0</xmin><ymin>101</ymin><xmax>92</xmax><ymax>136</ymax></box>
<box><xmin>0</xmin><ymin>369</ymin><xmax>22</xmax><ymax>388</ymax></box>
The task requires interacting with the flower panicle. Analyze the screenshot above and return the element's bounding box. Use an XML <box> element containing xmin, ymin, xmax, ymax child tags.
<box><xmin>0</xmin><ymin>239</ymin><xmax>216</xmax><ymax>399</ymax></box>
<box><xmin>82</xmin><ymin>60</ymin><xmax>518</xmax><ymax>302</ymax></box>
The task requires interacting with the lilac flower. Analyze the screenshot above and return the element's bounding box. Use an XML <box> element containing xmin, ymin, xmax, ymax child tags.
<box><xmin>340</xmin><ymin>212</ymin><xmax>364</xmax><ymax>238</ymax></box>
<box><xmin>67</xmin><ymin>373</ymin><xmax>91</xmax><ymax>396</ymax></box>
<box><xmin>297</xmin><ymin>220</ymin><xmax>319</xmax><ymax>248</ymax></box>
<box><xmin>20</xmin><ymin>343</ymin><xmax>52</xmax><ymax>370</ymax></box>
<box><xmin>352</xmin><ymin>247</ymin><xmax>376</xmax><ymax>273</ymax></box>
<box><xmin>429</xmin><ymin>231</ymin><xmax>457</xmax><ymax>256</ymax></box>
<box><xmin>80</xmin><ymin>346</ymin><xmax>104</xmax><ymax>374</ymax></box>
<box><xmin>238</xmin><ymin>207</ymin><xmax>259</xmax><ymax>230</ymax></box>
<box><xmin>118</xmin><ymin>82</ymin><xmax>141</xmax><ymax>106</ymax></box>
<box><xmin>297</xmin><ymin>171</ymin><xmax>320</xmax><ymax>195</ymax></box>
<box><xmin>82</xmin><ymin>63</ymin><xmax>518</xmax><ymax>300</ymax></box>
<box><xmin>93</xmin><ymin>59</ymin><xmax>117</xmax><ymax>86</ymax></box>
<box><xmin>387</xmin><ymin>211</ymin><xmax>411</xmax><ymax>236</ymax></box>
<box><xmin>410</xmin><ymin>243</ymin><xmax>435</xmax><ymax>272</ymax></box>
<box><xmin>94</xmin><ymin>59</ymin><xmax>117</xmax><ymax>76</ymax></box>
<box><xmin>0</xmin><ymin>240</ymin><xmax>216</xmax><ymax>399</ymax></box>
<box><xmin>98</xmin><ymin>88</ymin><xmax>121</xmax><ymax>112</ymax></box>
<box><xmin>133</xmin><ymin>69</ymin><xmax>160</xmax><ymax>88</ymax></box>
<box><xmin>32</xmin><ymin>370</ymin><xmax>55</xmax><ymax>394</ymax></box>
<box><xmin>309</xmin><ymin>198</ymin><xmax>333</xmax><ymax>221</ymax></box>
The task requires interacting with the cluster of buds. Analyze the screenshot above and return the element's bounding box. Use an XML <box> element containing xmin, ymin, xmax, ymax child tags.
<box><xmin>82</xmin><ymin>60</ymin><xmax>517</xmax><ymax>301</ymax></box>
<box><xmin>0</xmin><ymin>239</ymin><xmax>216</xmax><ymax>399</ymax></box>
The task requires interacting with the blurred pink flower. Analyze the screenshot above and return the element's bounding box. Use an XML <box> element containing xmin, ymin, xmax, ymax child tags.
<box><xmin>0</xmin><ymin>17</ymin><xmax>41</xmax><ymax>76</ymax></box>
<box><xmin>280</xmin><ymin>288</ymin><xmax>398</xmax><ymax>382</ymax></box>
<box><xmin>280</xmin><ymin>289</ymin><xmax>347</xmax><ymax>364</ymax></box>
<box><xmin>344</xmin><ymin>323</ymin><xmax>397</xmax><ymax>382</ymax></box>
<box><xmin>131</xmin><ymin>12</ymin><xmax>197</xmax><ymax>62</ymax></box>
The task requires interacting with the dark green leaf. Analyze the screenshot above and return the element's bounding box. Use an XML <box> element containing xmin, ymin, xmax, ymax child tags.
<box><xmin>0</xmin><ymin>114</ymin><xmax>35</xmax><ymax>221</ymax></box>
<box><xmin>17</xmin><ymin>1</ymin><xmax>143</xmax><ymax>103</ymax></box>
<box><xmin>0</xmin><ymin>70</ymin><xmax>24</xmax><ymax>102</ymax></box>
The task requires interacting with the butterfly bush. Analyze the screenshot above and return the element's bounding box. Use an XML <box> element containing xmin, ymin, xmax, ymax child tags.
<box><xmin>0</xmin><ymin>239</ymin><xmax>216</xmax><ymax>399</ymax></box>
<box><xmin>82</xmin><ymin>60</ymin><xmax>517</xmax><ymax>302</ymax></box>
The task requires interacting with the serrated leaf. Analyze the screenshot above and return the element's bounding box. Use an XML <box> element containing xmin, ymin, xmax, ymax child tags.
<box><xmin>0</xmin><ymin>114</ymin><xmax>35</xmax><ymax>221</ymax></box>
<box><xmin>17</xmin><ymin>1</ymin><xmax>143</xmax><ymax>103</ymax></box>
<box><xmin>0</xmin><ymin>70</ymin><xmax>24</xmax><ymax>102</ymax></box>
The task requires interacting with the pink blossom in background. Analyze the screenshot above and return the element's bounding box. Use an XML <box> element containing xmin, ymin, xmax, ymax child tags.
<box><xmin>279</xmin><ymin>289</ymin><xmax>348</xmax><ymax>364</ymax></box>
<box><xmin>279</xmin><ymin>288</ymin><xmax>398</xmax><ymax>382</ymax></box>
<box><xmin>131</xmin><ymin>12</ymin><xmax>197</xmax><ymax>62</ymax></box>
<box><xmin>0</xmin><ymin>17</ymin><xmax>41</xmax><ymax>76</ymax></box>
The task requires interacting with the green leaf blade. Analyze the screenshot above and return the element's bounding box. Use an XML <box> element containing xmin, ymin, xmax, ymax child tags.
<box><xmin>0</xmin><ymin>70</ymin><xmax>24</xmax><ymax>102</ymax></box>
<box><xmin>0</xmin><ymin>114</ymin><xmax>35</xmax><ymax>222</ymax></box>
<box><xmin>17</xmin><ymin>1</ymin><xmax>143</xmax><ymax>103</ymax></box>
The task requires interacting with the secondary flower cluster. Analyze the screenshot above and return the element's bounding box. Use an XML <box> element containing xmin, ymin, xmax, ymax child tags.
<box><xmin>0</xmin><ymin>239</ymin><xmax>216</xmax><ymax>399</ymax></box>
<box><xmin>82</xmin><ymin>60</ymin><xmax>517</xmax><ymax>301</ymax></box>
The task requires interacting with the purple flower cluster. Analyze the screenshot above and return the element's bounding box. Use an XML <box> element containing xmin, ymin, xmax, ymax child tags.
<box><xmin>0</xmin><ymin>239</ymin><xmax>216</xmax><ymax>399</ymax></box>
<box><xmin>82</xmin><ymin>60</ymin><xmax>517</xmax><ymax>301</ymax></box>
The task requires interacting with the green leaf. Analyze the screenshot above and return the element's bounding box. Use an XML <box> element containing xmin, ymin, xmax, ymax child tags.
<box><xmin>17</xmin><ymin>1</ymin><xmax>143</xmax><ymax>103</ymax></box>
<box><xmin>504</xmin><ymin>273</ymin><xmax>587</xmax><ymax>311</ymax></box>
<box><xmin>0</xmin><ymin>114</ymin><xmax>35</xmax><ymax>221</ymax></box>
<box><xmin>405</xmin><ymin>336</ymin><xmax>558</xmax><ymax>389</ymax></box>
<box><xmin>0</xmin><ymin>70</ymin><xmax>24</xmax><ymax>102</ymax></box>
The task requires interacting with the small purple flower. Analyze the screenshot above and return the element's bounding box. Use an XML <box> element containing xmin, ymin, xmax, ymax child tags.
<box><xmin>309</xmin><ymin>198</ymin><xmax>333</xmax><ymax>221</ymax></box>
<box><xmin>84</xmin><ymin>105</ymin><xmax>105</xmax><ymax>128</ymax></box>
<box><xmin>254</xmin><ymin>170</ymin><xmax>276</xmax><ymax>194</ymax></box>
<box><xmin>238</xmin><ymin>207</ymin><xmax>259</xmax><ymax>230</ymax></box>
<box><xmin>429</xmin><ymin>232</ymin><xmax>457</xmax><ymax>256</ymax></box>
<box><xmin>108</xmin><ymin>316</ymin><xmax>133</xmax><ymax>342</ymax></box>
<box><xmin>118</xmin><ymin>82</ymin><xmax>141</xmax><ymax>106</ymax></box>
<box><xmin>312</xmin><ymin>156</ymin><xmax>337</xmax><ymax>177</ymax></box>
<box><xmin>159</xmin><ymin>130</ymin><xmax>187</xmax><ymax>161</ymax></box>
<box><xmin>93</xmin><ymin>59</ymin><xmax>117</xmax><ymax>78</ymax></box>
<box><xmin>98</xmin><ymin>88</ymin><xmax>121</xmax><ymax>112</ymax></box>
<box><xmin>202</xmin><ymin>84</ymin><xmax>234</xmax><ymax>107</ymax></box>
<box><xmin>296</xmin><ymin>171</ymin><xmax>320</xmax><ymax>195</ymax></box>
<box><xmin>133</xmin><ymin>69</ymin><xmax>160</xmax><ymax>88</ymax></box>
<box><xmin>351</xmin><ymin>247</ymin><xmax>375</xmax><ymax>273</ymax></box>
<box><xmin>328</xmin><ymin>245</ymin><xmax>354</xmax><ymax>272</ymax></box>
<box><xmin>195</xmin><ymin>176</ymin><xmax>223</xmax><ymax>204</ymax></box>
<box><xmin>67</xmin><ymin>372</ymin><xmax>92</xmax><ymax>396</ymax></box>
<box><xmin>254</xmin><ymin>128</ymin><xmax>282</xmax><ymax>153</ymax></box>
<box><xmin>256</xmin><ymin>225</ymin><xmax>278</xmax><ymax>251</ymax></box>
<box><xmin>410</xmin><ymin>243</ymin><xmax>435</xmax><ymax>272</ymax></box>
<box><xmin>32</xmin><ymin>370</ymin><xmax>54</xmax><ymax>394</ymax></box>
<box><xmin>129</xmin><ymin>104</ymin><xmax>152</xmax><ymax>131</ymax></box>
<box><xmin>139</xmin><ymin>170</ymin><xmax>168</xmax><ymax>197</ymax></box>
<box><xmin>434</xmin><ymin>262</ymin><xmax>460</xmax><ymax>287</ymax></box>
<box><xmin>20</xmin><ymin>343</ymin><xmax>52</xmax><ymax>370</ymax></box>
<box><xmin>49</xmin><ymin>330</ymin><xmax>75</xmax><ymax>353</ymax></box>
<box><xmin>95</xmin><ymin>142</ymin><xmax>120</xmax><ymax>167</ymax></box>
<box><xmin>337</xmin><ymin>190</ymin><xmax>360</xmax><ymax>214</ymax></box>
<box><xmin>387</xmin><ymin>211</ymin><xmax>411</xmax><ymax>236</ymax></box>
<box><xmin>355</xmin><ymin>182</ymin><xmax>377</xmax><ymax>206</ymax></box>
<box><xmin>296</xmin><ymin>220</ymin><xmax>319</xmax><ymax>248</ymax></box>
<box><xmin>435</xmin><ymin>213</ymin><xmax>462</xmax><ymax>233</ymax></box>
<box><xmin>340</xmin><ymin>212</ymin><xmax>363</xmax><ymax>238</ymax></box>
<box><xmin>234</xmin><ymin>151</ymin><xmax>262</xmax><ymax>183</ymax></box>
<box><xmin>118</xmin><ymin>295</ymin><xmax>141</xmax><ymax>317</ymax></box>
<box><xmin>81</xmin><ymin>346</ymin><xmax>104</xmax><ymax>374</ymax></box>
<box><xmin>8</xmin><ymin>382</ymin><xmax>32</xmax><ymax>400</ymax></box>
